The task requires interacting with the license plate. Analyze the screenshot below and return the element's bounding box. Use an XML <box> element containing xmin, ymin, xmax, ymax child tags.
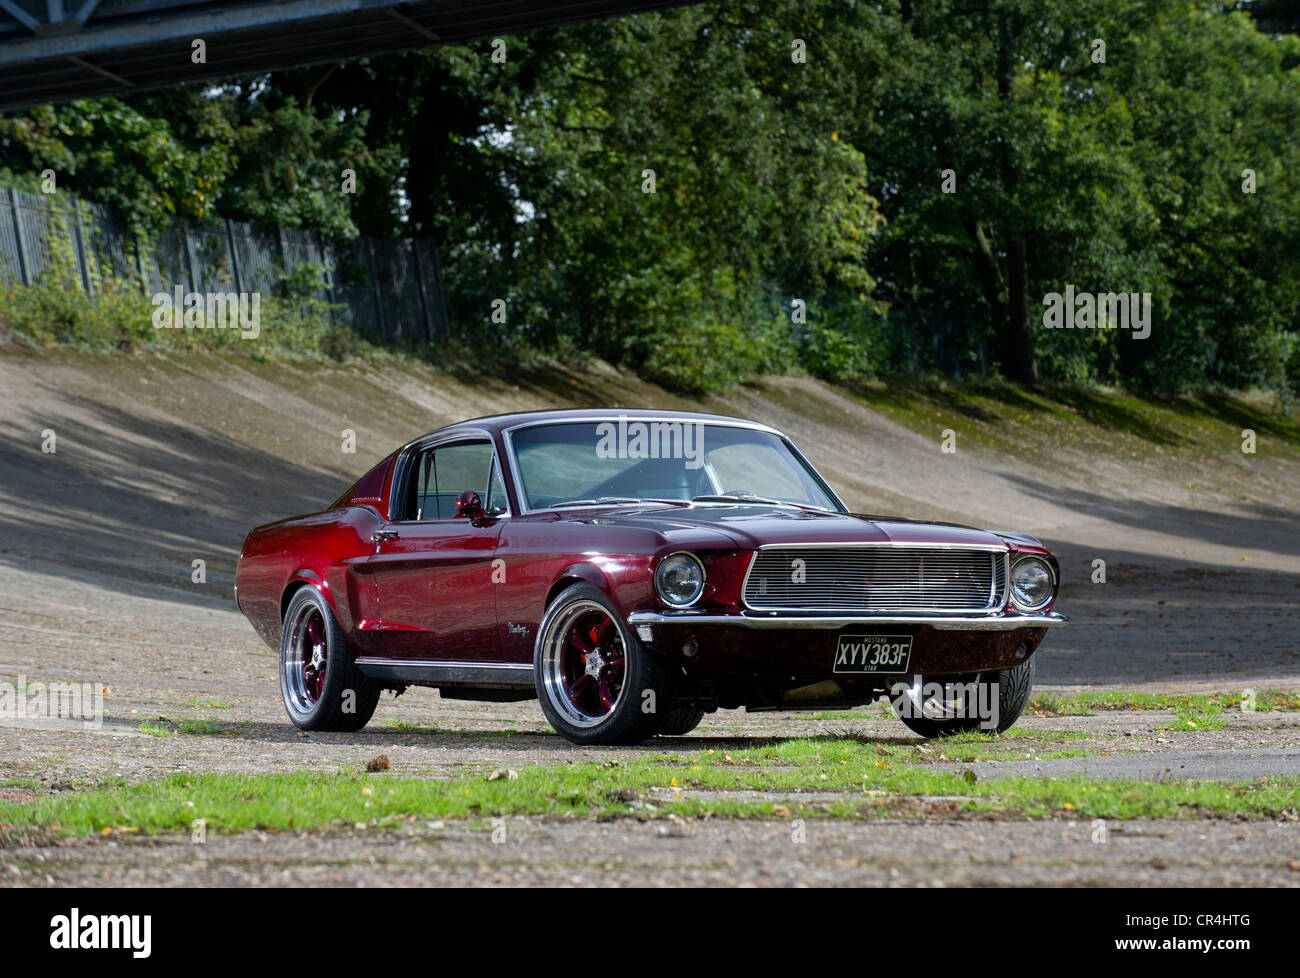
<box><xmin>833</xmin><ymin>634</ymin><xmax>912</xmax><ymax>673</ymax></box>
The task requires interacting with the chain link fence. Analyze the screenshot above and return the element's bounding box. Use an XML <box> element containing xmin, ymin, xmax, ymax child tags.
<box><xmin>0</xmin><ymin>187</ymin><xmax>450</xmax><ymax>342</ymax></box>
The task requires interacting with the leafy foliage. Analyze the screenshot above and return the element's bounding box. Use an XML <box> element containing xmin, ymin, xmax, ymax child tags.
<box><xmin>1</xmin><ymin>1</ymin><xmax>1297</xmax><ymax>396</ymax></box>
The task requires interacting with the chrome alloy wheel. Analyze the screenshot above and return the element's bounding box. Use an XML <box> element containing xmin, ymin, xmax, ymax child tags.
<box><xmin>899</xmin><ymin>672</ymin><xmax>987</xmax><ymax>721</ymax></box>
<box><xmin>540</xmin><ymin>599</ymin><xmax>628</xmax><ymax>728</ymax></box>
<box><xmin>282</xmin><ymin>600</ymin><xmax>328</xmax><ymax>716</ymax></box>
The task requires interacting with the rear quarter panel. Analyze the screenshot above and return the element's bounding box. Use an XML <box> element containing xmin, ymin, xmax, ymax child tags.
<box><xmin>235</xmin><ymin>505</ymin><xmax>384</xmax><ymax>650</ymax></box>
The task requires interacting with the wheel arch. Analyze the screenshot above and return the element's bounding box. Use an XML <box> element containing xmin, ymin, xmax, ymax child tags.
<box><xmin>545</xmin><ymin>562</ymin><xmax>613</xmax><ymax>611</ymax></box>
<box><xmin>279</xmin><ymin>572</ymin><xmax>331</xmax><ymax>625</ymax></box>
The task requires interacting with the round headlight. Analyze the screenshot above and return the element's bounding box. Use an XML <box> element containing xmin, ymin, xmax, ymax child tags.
<box><xmin>655</xmin><ymin>552</ymin><xmax>705</xmax><ymax>607</ymax></box>
<box><xmin>1010</xmin><ymin>556</ymin><xmax>1055</xmax><ymax>611</ymax></box>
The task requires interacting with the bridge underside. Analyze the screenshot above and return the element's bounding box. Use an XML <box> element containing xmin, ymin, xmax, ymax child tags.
<box><xmin>0</xmin><ymin>0</ymin><xmax>700</xmax><ymax>112</ymax></box>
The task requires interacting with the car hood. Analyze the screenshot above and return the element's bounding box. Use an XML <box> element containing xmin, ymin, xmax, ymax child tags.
<box><xmin>565</xmin><ymin>504</ymin><xmax>1012</xmax><ymax>551</ymax></box>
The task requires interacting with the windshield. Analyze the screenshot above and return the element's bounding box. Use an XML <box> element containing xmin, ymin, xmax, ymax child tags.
<box><xmin>509</xmin><ymin>420</ymin><xmax>843</xmax><ymax>512</ymax></box>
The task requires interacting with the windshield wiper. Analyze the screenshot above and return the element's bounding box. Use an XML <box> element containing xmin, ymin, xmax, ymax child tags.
<box><xmin>691</xmin><ymin>493</ymin><xmax>830</xmax><ymax>512</ymax></box>
<box><xmin>547</xmin><ymin>496</ymin><xmax>643</xmax><ymax>509</ymax></box>
<box><xmin>692</xmin><ymin>493</ymin><xmax>782</xmax><ymax>505</ymax></box>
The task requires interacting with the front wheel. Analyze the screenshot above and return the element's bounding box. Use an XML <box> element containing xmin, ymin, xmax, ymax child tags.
<box><xmin>534</xmin><ymin>583</ymin><xmax>673</xmax><ymax>745</ymax></box>
<box><xmin>891</xmin><ymin>655</ymin><xmax>1035</xmax><ymax>739</ymax></box>
<box><xmin>280</xmin><ymin>586</ymin><xmax>380</xmax><ymax>732</ymax></box>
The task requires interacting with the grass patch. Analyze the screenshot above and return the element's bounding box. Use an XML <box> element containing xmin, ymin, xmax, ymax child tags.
<box><xmin>842</xmin><ymin>378</ymin><xmax>1300</xmax><ymax>464</ymax></box>
<box><xmin>1027</xmin><ymin>692</ymin><xmax>1095</xmax><ymax>716</ymax></box>
<box><xmin>135</xmin><ymin>721</ymin><xmax>175</xmax><ymax>739</ymax></box>
<box><xmin>0</xmin><ymin>273</ymin><xmax>549</xmax><ymax>385</ymax></box>
<box><xmin>1162</xmin><ymin>711</ymin><xmax>1228</xmax><ymax>732</ymax></box>
<box><xmin>182</xmin><ymin>699</ymin><xmax>231</xmax><ymax>710</ymax></box>
<box><xmin>907</xmin><ymin>745</ymin><xmax>1097</xmax><ymax>763</ymax></box>
<box><xmin>138</xmin><ymin>718</ymin><xmax>245</xmax><ymax>737</ymax></box>
<box><xmin>172</xmin><ymin>719</ymin><xmax>230</xmax><ymax>736</ymax></box>
<box><xmin>926</xmin><ymin>727</ymin><xmax>1091</xmax><ymax>744</ymax></box>
<box><xmin>4</xmin><ymin>738</ymin><xmax>1297</xmax><ymax>837</ymax></box>
<box><xmin>720</xmin><ymin>731</ymin><xmax>1099</xmax><ymax>766</ymax></box>
<box><xmin>1257</xmin><ymin>690</ymin><xmax>1300</xmax><ymax>711</ymax></box>
<box><xmin>383</xmin><ymin>720</ymin><xmax>434</xmax><ymax>734</ymax></box>
<box><xmin>1028</xmin><ymin>689</ymin><xmax>1299</xmax><ymax>718</ymax></box>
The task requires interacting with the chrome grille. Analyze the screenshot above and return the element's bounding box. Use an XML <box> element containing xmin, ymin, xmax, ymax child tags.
<box><xmin>743</xmin><ymin>546</ymin><xmax>1006</xmax><ymax>613</ymax></box>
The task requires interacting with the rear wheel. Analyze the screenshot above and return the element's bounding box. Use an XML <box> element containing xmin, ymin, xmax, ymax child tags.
<box><xmin>534</xmin><ymin>583</ymin><xmax>672</xmax><ymax>745</ymax></box>
<box><xmin>892</xmin><ymin>654</ymin><xmax>1035</xmax><ymax>739</ymax></box>
<box><xmin>656</xmin><ymin>703</ymin><xmax>706</xmax><ymax>736</ymax></box>
<box><xmin>280</xmin><ymin>586</ymin><xmax>380</xmax><ymax>732</ymax></box>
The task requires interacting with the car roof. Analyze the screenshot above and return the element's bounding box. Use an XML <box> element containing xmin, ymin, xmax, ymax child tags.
<box><xmin>410</xmin><ymin>408</ymin><xmax>784</xmax><ymax>446</ymax></box>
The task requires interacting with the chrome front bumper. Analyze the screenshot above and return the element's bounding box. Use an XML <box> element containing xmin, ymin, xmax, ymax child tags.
<box><xmin>627</xmin><ymin>610</ymin><xmax>1068</xmax><ymax>632</ymax></box>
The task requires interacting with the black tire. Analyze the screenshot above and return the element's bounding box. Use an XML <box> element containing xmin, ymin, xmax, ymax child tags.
<box><xmin>279</xmin><ymin>586</ymin><xmax>381</xmax><ymax>732</ymax></box>
<box><xmin>534</xmin><ymin>583</ymin><xmax>672</xmax><ymax>745</ymax></box>
<box><xmin>656</xmin><ymin>703</ymin><xmax>706</xmax><ymax>736</ymax></box>
<box><xmin>892</xmin><ymin>655</ymin><xmax>1035</xmax><ymax>739</ymax></box>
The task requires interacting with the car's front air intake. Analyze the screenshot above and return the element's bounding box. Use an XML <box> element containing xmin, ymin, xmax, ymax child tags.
<box><xmin>742</xmin><ymin>546</ymin><xmax>1008</xmax><ymax>613</ymax></box>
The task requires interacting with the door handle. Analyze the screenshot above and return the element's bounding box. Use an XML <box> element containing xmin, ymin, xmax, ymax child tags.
<box><xmin>371</xmin><ymin>529</ymin><xmax>399</xmax><ymax>543</ymax></box>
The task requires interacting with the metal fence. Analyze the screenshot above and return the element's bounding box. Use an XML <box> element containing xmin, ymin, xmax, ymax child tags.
<box><xmin>0</xmin><ymin>186</ymin><xmax>450</xmax><ymax>342</ymax></box>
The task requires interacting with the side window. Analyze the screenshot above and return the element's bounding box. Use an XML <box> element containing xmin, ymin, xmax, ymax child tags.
<box><xmin>407</xmin><ymin>440</ymin><xmax>494</xmax><ymax>520</ymax></box>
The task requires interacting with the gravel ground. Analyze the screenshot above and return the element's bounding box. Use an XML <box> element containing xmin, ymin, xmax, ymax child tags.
<box><xmin>2</xmin><ymin>537</ymin><xmax>1297</xmax><ymax>887</ymax></box>
<box><xmin>1</xmin><ymin>350</ymin><xmax>1298</xmax><ymax>886</ymax></box>
<box><xmin>928</xmin><ymin>748</ymin><xmax>1300</xmax><ymax>780</ymax></box>
<box><xmin>5</xmin><ymin>819</ymin><xmax>1300</xmax><ymax>888</ymax></box>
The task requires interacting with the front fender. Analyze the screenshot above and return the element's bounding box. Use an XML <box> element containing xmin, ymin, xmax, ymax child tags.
<box><xmin>554</xmin><ymin>561</ymin><xmax>610</xmax><ymax>593</ymax></box>
<box><xmin>548</xmin><ymin>554</ymin><xmax>658</xmax><ymax>624</ymax></box>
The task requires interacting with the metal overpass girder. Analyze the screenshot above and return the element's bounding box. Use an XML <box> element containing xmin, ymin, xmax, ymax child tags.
<box><xmin>0</xmin><ymin>0</ymin><xmax>704</xmax><ymax>112</ymax></box>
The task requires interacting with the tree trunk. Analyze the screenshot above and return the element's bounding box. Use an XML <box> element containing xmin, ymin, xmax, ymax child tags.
<box><xmin>1003</xmin><ymin>238</ymin><xmax>1039</xmax><ymax>385</ymax></box>
<box><xmin>980</xmin><ymin>12</ymin><xmax>1039</xmax><ymax>387</ymax></box>
<box><xmin>965</xmin><ymin>220</ymin><xmax>1039</xmax><ymax>385</ymax></box>
<box><xmin>966</xmin><ymin>218</ymin><xmax>1004</xmax><ymax>320</ymax></box>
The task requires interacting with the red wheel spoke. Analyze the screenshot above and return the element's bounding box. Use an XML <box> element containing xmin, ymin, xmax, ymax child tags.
<box><xmin>570</xmin><ymin>674</ymin><xmax>593</xmax><ymax>697</ymax></box>
<box><xmin>598</xmin><ymin>680</ymin><xmax>616</xmax><ymax>710</ymax></box>
<box><xmin>551</xmin><ymin>605</ymin><xmax>627</xmax><ymax>722</ymax></box>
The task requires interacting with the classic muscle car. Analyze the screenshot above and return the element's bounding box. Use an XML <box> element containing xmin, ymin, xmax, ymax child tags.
<box><xmin>235</xmin><ymin>409</ymin><xmax>1066</xmax><ymax>744</ymax></box>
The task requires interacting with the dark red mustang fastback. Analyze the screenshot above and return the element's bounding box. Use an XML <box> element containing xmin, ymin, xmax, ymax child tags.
<box><xmin>235</xmin><ymin>409</ymin><xmax>1065</xmax><ymax>744</ymax></box>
